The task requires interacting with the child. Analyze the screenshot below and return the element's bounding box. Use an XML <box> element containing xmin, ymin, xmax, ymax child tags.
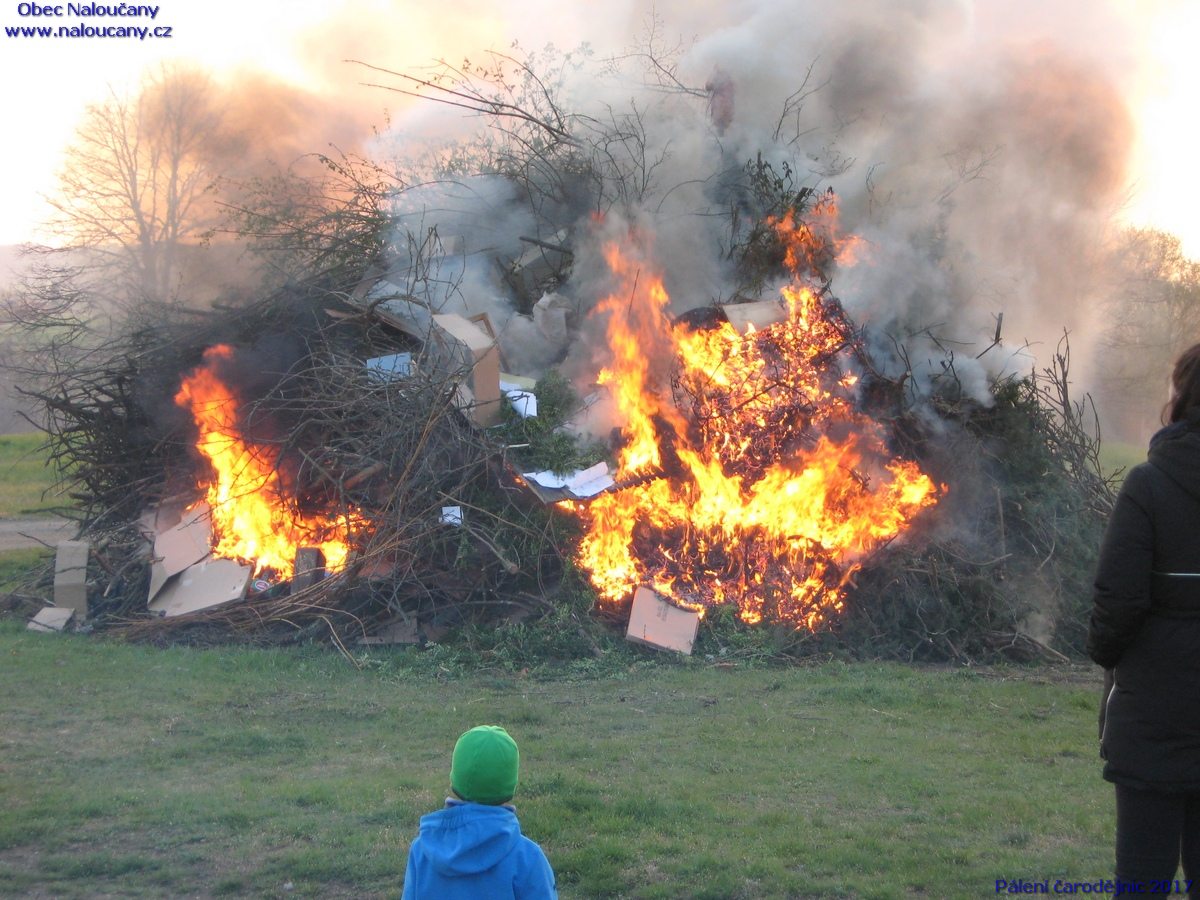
<box><xmin>402</xmin><ymin>725</ymin><xmax>557</xmax><ymax>899</ymax></box>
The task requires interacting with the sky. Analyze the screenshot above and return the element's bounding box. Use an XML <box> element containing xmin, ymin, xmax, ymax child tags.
<box><xmin>0</xmin><ymin>0</ymin><xmax>648</xmax><ymax>246</ymax></box>
<box><xmin>0</xmin><ymin>0</ymin><xmax>1198</xmax><ymax>255</ymax></box>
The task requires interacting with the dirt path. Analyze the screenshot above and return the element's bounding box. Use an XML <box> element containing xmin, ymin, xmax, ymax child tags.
<box><xmin>0</xmin><ymin>517</ymin><xmax>76</xmax><ymax>552</ymax></box>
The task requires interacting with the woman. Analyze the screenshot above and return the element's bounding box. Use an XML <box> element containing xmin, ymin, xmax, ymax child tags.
<box><xmin>1088</xmin><ymin>343</ymin><xmax>1200</xmax><ymax>892</ymax></box>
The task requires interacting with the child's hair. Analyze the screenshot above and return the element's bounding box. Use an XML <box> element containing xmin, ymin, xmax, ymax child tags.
<box><xmin>450</xmin><ymin>725</ymin><xmax>520</xmax><ymax>804</ymax></box>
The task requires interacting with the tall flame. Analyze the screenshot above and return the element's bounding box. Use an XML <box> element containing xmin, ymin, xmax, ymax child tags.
<box><xmin>175</xmin><ymin>345</ymin><xmax>357</xmax><ymax>577</ymax></box>
<box><xmin>577</xmin><ymin>205</ymin><xmax>937</xmax><ymax>628</ymax></box>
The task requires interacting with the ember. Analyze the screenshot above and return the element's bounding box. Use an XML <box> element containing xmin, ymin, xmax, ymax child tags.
<box><xmin>577</xmin><ymin>207</ymin><xmax>939</xmax><ymax>628</ymax></box>
<box><xmin>175</xmin><ymin>344</ymin><xmax>360</xmax><ymax>578</ymax></box>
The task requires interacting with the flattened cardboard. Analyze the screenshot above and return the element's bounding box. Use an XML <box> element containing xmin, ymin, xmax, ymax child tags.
<box><xmin>138</xmin><ymin>499</ymin><xmax>188</xmax><ymax>541</ymax></box>
<box><xmin>53</xmin><ymin>540</ymin><xmax>89</xmax><ymax>617</ymax></box>
<box><xmin>625</xmin><ymin>586</ymin><xmax>700</xmax><ymax>655</ymax></box>
<box><xmin>27</xmin><ymin>606</ymin><xmax>74</xmax><ymax>633</ymax></box>
<box><xmin>148</xmin><ymin>557</ymin><xmax>252</xmax><ymax>617</ymax></box>
<box><xmin>430</xmin><ymin>313</ymin><xmax>502</xmax><ymax>426</ymax></box>
<box><xmin>154</xmin><ymin>504</ymin><xmax>213</xmax><ymax>577</ymax></box>
<box><xmin>147</xmin><ymin>560</ymin><xmax>172</xmax><ymax>603</ymax></box>
<box><xmin>521</xmin><ymin>462</ymin><xmax>614</xmax><ymax>502</ymax></box>
<box><xmin>721</xmin><ymin>300</ymin><xmax>787</xmax><ymax>335</ymax></box>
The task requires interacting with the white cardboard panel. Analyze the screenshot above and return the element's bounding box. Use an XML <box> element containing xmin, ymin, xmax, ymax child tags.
<box><xmin>27</xmin><ymin>607</ymin><xmax>74</xmax><ymax>633</ymax></box>
<box><xmin>722</xmin><ymin>300</ymin><xmax>787</xmax><ymax>334</ymax></box>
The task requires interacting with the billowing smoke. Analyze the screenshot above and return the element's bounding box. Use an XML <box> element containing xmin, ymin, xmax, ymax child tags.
<box><xmin>309</xmin><ymin>0</ymin><xmax>1142</xmax><ymax>434</ymax></box>
<box><xmin>648</xmin><ymin>0</ymin><xmax>1133</xmax><ymax>396</ymax></box>
<box><xmin>367</xmin><ymin>0</ymin><xmax>1139</xmax><ymax>411</ymax></box>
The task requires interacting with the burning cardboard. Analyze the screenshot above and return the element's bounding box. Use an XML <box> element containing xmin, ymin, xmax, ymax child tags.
<box><xmin>625</xmin><ymin>586</ymin><xmax>700</xmax><ymax>655</ymax></box>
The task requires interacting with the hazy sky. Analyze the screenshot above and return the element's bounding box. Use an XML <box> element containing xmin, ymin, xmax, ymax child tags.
<box><xmin>0</xmin><ymin>0</ymin><xmax>1197</xmax><ymax>254</ymax></box>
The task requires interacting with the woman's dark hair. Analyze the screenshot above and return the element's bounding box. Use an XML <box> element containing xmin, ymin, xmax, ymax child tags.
<box><xmin>1165</xmin><ymin>343</ymin><xmax>1200</xmax><ymax>424</ymax></box>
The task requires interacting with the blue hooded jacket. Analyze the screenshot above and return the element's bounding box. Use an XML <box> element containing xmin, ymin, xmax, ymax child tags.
<box><xmin>401</xmin><ymin>801</ymin><xmax>557</xmax><ymax>899</ymax></box>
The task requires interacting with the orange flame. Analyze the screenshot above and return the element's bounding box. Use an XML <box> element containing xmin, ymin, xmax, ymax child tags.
<box><xmin>577</xmin><ymin>209</ymin><xmax>937</xmax><ymax>628</ymax></box>
<box><xmin>175</xmin><ymin>345</ymin><xmax>358</xmax><ymax>578</ymax></box>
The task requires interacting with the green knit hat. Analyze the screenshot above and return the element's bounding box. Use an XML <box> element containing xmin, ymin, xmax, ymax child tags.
<box><xmin>450</xmin><ymin>725</ymin><xmax>520</xmax><ymax>804</ymax></box>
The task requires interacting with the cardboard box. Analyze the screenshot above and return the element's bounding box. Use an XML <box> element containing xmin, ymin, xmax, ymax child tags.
<box><xmin>53</xmin><ymin>540</ymin><xmax>89</xmax><ymax>617</ymax></box>
<box><xmin>430</xmin><ymin>313</ymin><xmax>502</xmax><ymax>426</ymax></box>
<box><xmin>625</xmin><ymin>586</ymin><xmax>700</xmax><ymax>654</ymax></box>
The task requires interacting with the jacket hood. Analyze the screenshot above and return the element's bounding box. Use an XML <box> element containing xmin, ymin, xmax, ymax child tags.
<box><xmin>1148</xmin><ymin>412</ymin><xmax>1200</xmax><ymax>502</ymax></box>
<box><xmin>415</xmin><ymin>803</ymin><xmax>520</xmax><ymax>877</ymax></box>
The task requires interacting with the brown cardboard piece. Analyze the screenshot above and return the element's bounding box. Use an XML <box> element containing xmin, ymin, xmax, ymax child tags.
<box><xmin>148</xmin><ymin>503</ymin><xmax>213</xmax><ymax>602</ymax></box>
<box><xmin>53</xmin><ymin>540</ymin><xmax>89</xmax><ymax>617</ymax></box>
<box><xmin>148</xmin><ymin>557</ymin><xmax>253</xmax><ymax>618</ymax></box>
<box><xmin>154</xmin><ymin>504</ymin><xmax>213</xmax><ymax>572</ymax></box>
<box><xmin>625</xmin><ymin>586</ymin><xmax>700</xmax><ymax>655</ymax></box>
<box><xmin>430</xmin><ymin>313</ymin><xmax>502</xmax><ymax>426</ymax></box>
<box><xmin>27</xmin><ymin>606</ymin><xmax>75</xmax><ymax>633</ymax></box>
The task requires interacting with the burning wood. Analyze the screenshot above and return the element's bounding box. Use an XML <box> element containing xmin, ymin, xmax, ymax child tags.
<box><xmin>575</xmin><ymin>207</ymin><xmax>939</xmax><ymax>629</ymax></box>
<box><xmin>174</xmin><ymin>344</ymin><xmax>362</xmax><ymax>578</ymax></box>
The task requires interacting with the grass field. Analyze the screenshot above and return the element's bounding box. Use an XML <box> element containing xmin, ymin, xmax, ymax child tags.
<box><xmin>0</xmin><ymin>432</ymin><xmax>59</xmax><ymax>517</ymax></box>
<box><xmin>1098</xmin><ymin>440</ymin><xmax>1145</xmax><ymax>482</ymax></box>
<box><xmin>0</xmin><ymin>432</ymin><xmax>1121</xmax><ymax>898</ymax></box>
<box><xmin>0</xmin><ymin>621</ymin><xmax>1115</xmax><ymax>899</ymax></box>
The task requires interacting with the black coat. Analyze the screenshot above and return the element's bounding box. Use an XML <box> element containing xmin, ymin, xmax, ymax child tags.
<box><xmin>1087</xmin><ymin>417</ymin><xmax>1200</xmax><ymax>792</ymax></box>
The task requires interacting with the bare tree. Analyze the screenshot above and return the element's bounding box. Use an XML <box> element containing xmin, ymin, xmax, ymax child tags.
<box><xmin>1101</xmin><ymin>228</ymin><xmax>1200</xmax><ymax>436</ymax></box>
<box><xmin>46</xmin><ymin>64</ymin><xmax>222</xmax><ymax>305</ymax></box>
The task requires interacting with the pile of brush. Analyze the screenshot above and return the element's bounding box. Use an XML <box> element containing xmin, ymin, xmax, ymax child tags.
<box><xmin>17</xmin><ymin>285</ymin><xmax>574</xmax><ymax>648</ymax></box>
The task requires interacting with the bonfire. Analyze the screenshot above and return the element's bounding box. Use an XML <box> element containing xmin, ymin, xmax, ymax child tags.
<box><xmin>577</xmin><ymin>207</ymin><xmax>939</xmax><ymax>628</ymax></box>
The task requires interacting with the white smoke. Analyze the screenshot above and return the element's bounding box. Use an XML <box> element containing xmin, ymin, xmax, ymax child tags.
<box><xmin>368</xmin><ymin>0</ymin><xmax>1142</xmax><ymax>404</ymax></box>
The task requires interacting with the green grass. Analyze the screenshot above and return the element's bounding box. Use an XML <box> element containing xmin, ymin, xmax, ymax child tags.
<box><xmin>0</xmin><ymin>432</ymin><xmax>60</xmax><ymax>517</ymax></box>
<box><xmin>0</xmin><ymin>547</ymin><xmax>49</xmax><ymax>591</ymax></box>
<box><xmin>1099</xmin><ymin>440</ymin><xmax>1144</xmax><ymax>481</ymax></box>
<box><xmin>0</xmin><ymin>621</ymin><xmax>1116</xmax><ymax>899</ymax></box>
